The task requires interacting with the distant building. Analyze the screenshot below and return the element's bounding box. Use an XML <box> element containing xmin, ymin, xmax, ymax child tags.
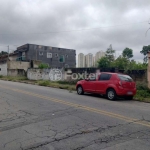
<box><xmin>78</xmin><ymin>53</ymin><xmax>85</xmax><ymax>67</ymax></box>
<box><xmin>0</xmin><ymin>53</ymin><xmax>30</xmax><ymax>76</ymax></box>
<box><xmin>14</xmin><ymin>44</ymin><xmax>76</xmax><ymax>68</ymax></box>
<box><xmin>94</xmin><ymin>51</ymin><xmax>105</xmax><ymax>66</ymax></box>
<box><xmin>85</xmin><ymin>53</ymin><xmax>93</xmax><ymax>67</ymax></box>
<box><xmin>93</xmin><ymin>56</ymin><xmax>95</xmax><ymax>67</ymax></box>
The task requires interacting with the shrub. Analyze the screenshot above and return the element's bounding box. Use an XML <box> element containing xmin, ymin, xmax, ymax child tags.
<box><xmin>134</xmin><ymin>89</ymin><xmax>150</xmax><ymax>101</ymax></box>
<box><xmin>0</xmin><ymin>75</ymin><xmax>3</xmax><ymax>78</ymax></box>
<box><xmin>136</xmin><ymin>90</ymin><xmax>150</xmax><ymax>98</ymax></box>
<box><xmin>38</xmin><ymin>63</ymin><xmax>49</xmax><ymax>69</ymax></box>
<box><xmin>136</xmin><ymin>82</ymin><xmax>149</xmax><ymax>91</ymax></box>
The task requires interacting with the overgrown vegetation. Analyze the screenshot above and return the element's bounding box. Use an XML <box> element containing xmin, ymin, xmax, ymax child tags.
<box><xmin>134</xmin><ymin>82</ymin><xmax>150</xmax><ymax>102</ymax></box>
<box><xmin>97</xmin><ymin>46</ymin><xmax>148</xmax><ymax>70</ymax></box>
<box><xmin>37</xmin><ymin>80</ymin><xmax>75</xmax><ymax>90</ymax></box>
<box><xmin>0</xmin><ymin>51</ymin><xmax>8</xmax><ymax>56</ymax></box>
<box><xmin>38</xmin><ymin>63</ymin><xmax>49</xmax><ymax>69</ymax></box>
<box><xmin>0</xmin><ymin>76</ymin><xmax>28</xmax><ymax>81</ymax></box>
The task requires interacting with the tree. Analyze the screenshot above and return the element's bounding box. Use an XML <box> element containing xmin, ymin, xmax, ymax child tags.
<box><xmin>0</xmin><ymin>51</ymin><xmax>8</xmax><ymax>56</ymax></box>
<box><xmin>140</xmin><ymin>45</ymin><xmax>150</xmax><ymax>63</ymax></box>
<box><xmin>97</xmin><ymin>57</ymin><xmax>110</xmax><ymax>68</ymax></box>
<box><xmin>129</xmin><ymin>61</ymin><xmax>148</xmax><ymax>70</ymax></box>
<box><xmin>113</xmin><ymin>56</ymin><xmax>129</xmax><ymax>70</ymax></box>
<box><xmin>105</xmin><ymin>44</ymin><xmax>115</xmax><ymax>62</ymax></box>
<box><xmin>122</xmin><ymin>48</ymin><xmax>133</xmax><ymax>59</ymax></box>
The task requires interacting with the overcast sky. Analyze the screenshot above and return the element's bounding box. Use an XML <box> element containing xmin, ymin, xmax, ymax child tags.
<box><xmin>0</xmin><ymin>0</ymin><xmax>150</xmax><ymax>62</ymax></box>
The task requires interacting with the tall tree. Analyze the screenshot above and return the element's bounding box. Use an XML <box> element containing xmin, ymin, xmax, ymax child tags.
<box><xmin>140</xmin><ymin>45</ymin><xmax>150</xmax><ymax>63</ymax></box>
<box><xmin>105</xmin><ymin>44</ymin><xmax>115</xmax><ymax>62</ymax></box>
<box><xmin>0</xmin><ymin>51</ymin><xmax>8</xmax><ymax>56</ymax></box>
<box><xmin>97</xmin><ymin>57</ymin><xmax>110</xmax><ymax>68</ymax></box>
<box><xmin>113</xmin><ymin>56</ymin><xmax>129</xmax><ymax>70</ymax></box>
<box><xmin>122</xmin><ymin>48</ymin><xmax>133</xmax><ymax>59</ymax></box>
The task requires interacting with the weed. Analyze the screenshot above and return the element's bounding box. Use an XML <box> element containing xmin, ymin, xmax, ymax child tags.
<box><xmin>38</xmin><ymin>80</ymin><xmax>50</xmax><ymax>86</ymax></box>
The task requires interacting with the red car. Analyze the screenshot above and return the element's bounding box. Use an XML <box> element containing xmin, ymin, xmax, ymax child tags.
<box><xmin>76</xmin><ymin>72</ymin><xmax>136</xmax><ymax>100</ymax></box>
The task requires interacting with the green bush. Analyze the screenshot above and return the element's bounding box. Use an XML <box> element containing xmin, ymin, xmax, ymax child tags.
<box><xmin>136</xmin><ymin>90</ymin><xmax>150</xmax><ymax>98</ymax></box>
<box><xmin>0</xmin><ymin>75</ymin><xmax>3</xmax><ymax>78</ymax></box>
<box><xmin>38</xmin><ymin>63</ymin><xmax>49</xmax><ymax>69</ymax></box>
<box><xmin>136</xmin><ymin>82</ymin><xmax>149</xmax><ymax>91</ymax></box>
<box><xmin>134</xmin><ymin>89</ymin><xmax>150</xmax><ymax>101</ymax></box>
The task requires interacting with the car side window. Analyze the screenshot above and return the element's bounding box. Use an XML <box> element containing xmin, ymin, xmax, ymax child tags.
<box><xmin>89</xmin><ymin>74</ymin><xmax>96</xmax><ymax>81</ymax></box>
<box><xmin>99</xmin><ymin>73</ymin><xmax>111</xmax><ymax>81</ymax></box>
<box><xmin>87</xmin><ymin>73</ymin><xmax>96</xmax><ymax>81</ymax></box>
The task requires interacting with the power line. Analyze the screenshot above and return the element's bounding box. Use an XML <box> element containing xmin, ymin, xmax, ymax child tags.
<box><xmin>0</xmin><ymin>20</ymin><xmax>148</xmax><ymax>36</ymax></box>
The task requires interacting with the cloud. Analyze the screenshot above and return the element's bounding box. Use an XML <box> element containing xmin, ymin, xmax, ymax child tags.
<box><xmin>0</xmin><ymin>0</ymin><xmax>150</xmax><ymax>62</ymax></box>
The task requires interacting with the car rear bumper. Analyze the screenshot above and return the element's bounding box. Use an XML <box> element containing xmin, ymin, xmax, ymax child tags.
<box><xmin>116</xmin><ymin>87</ymin><xmax>136</xmax><ymax>96</ymax></box>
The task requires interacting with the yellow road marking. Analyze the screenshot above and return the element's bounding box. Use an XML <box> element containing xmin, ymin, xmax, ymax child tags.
<box><xmin>1</xmin><ymin>85</ymin><xmax>150</xmax><ymax>128</ymax></box>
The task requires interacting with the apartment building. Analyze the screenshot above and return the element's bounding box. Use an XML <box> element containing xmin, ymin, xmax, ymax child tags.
<box><xmin>85</xmin><ymin>53</ymin><xmax>93</xmax><ymax>67</ymax></box>
<box><xmin>94</xmin><ymin>51</ymin><xmax>105</xmax><ymax>66</ymax></box>
<box><xmin>14</xmin><ymin>44</ymin><xmax>76</xmax><ymax>68</ymax></box>
<box><xmin>78</xmin><ymin>53</ymin><xmax>85</xmax><ymax>67</ymax></box>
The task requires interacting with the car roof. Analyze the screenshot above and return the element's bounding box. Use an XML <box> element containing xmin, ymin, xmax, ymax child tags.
<box><xmin>100</xmin><ymin>72</ymin><xmax>118</xmax><ymax>75</ymax></box>
<box><xmin>100</xmin><ymin>72</ymin><xmax>127</xmax><ymax>75</ymax></box>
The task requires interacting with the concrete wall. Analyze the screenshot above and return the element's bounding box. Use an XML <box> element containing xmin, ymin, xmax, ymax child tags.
<box><xmin>7</xmin><ymin>61</ymin><xmax>30</xmax><ymax>71</ymax></box>
<box><xmin>27</xmin><ymin>68</ymin><xmax>148</xmax><ymax>83</ymax></box>
<box><xmin>27</xmin><ymin>69</ymin><xmax>51</xmax><ymax>80</ymax></box>
<box><xmin>27</xmin><ymin>68</ymin><xmax>64</xmax><ymax>80</ymax></box>
<box><xmin>0</xmin><ymin>62</ymin><xmax>7</xmax><ymax>76</ymax></box>
<box><xmin>32</xmin><ymin>60</ymin><xmax>42</xmax><ymax>68</ymax></box>
<box><xmin>9</xmin><ymin>55</ymin><xmax>17</xmax><ymax>61</ymax></box>
<box><xmin>8</xmin><ymin>69</ymin><xmax>26</xmax><ymax>76</ymax></box>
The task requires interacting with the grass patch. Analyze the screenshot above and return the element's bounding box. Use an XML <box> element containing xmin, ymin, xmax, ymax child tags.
<box><xmin>37</xmin><ymin>80</ymin><xmax>76</xmax><ymax>91</ymax></box>
<box><xmin>38</xmin><ymin>80</ymin><xmax>50</xmax><ymax>86</ymax></box>
<box><xmin>0</xmin><ymin>76</ymin><xmax>28</xmax><ymax>81</ymax></box>
<box><xmin>56</xmin><ymin>80</ymin><xmax>77</xmax><ymax>85</ymax></box>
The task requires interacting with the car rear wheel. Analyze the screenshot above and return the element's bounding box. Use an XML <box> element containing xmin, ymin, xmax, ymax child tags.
<box><xmin>106</xmin><ymin>89</ymin><xmax>116</xmax><ymax>100</ymax></box>
<box><xmin>125</xmin><ymin>96</ymin><xmax>133</xmax><ymax>100</ymax></box>
<box><xmin>77</xmin><ymin>86</ymin><xmax>84</xmax><ymax>95</ymax></box>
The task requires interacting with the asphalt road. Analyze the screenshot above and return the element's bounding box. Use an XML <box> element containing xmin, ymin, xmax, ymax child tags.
<box><xmin>0</xmin><ymin>80</ymin><xmax>150</xmax><ymax>150</ymax></box>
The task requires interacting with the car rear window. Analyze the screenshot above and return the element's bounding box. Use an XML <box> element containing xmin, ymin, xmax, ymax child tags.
<box><xmin>118</xmin><ymin>74</ymin><xmax>133</xmax><ymax>82</ymax></box>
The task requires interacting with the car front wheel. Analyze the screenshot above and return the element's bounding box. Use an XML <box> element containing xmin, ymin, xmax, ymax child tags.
<box><xmin>77</xmin><ymin>86</ymin><xmax>84</xmax><ymax>95</ymax></box>
<box><xmin>106</xmin><ymin>89</ymin><xmax>116</xmax><ymax>100</ymax></box>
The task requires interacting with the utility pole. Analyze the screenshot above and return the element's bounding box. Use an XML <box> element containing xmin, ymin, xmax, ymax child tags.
<box><xmin>145</xmin><ymin>19</ymin><xmax>150</xmax><ymax>37</ymax></box>
<box><xmin>36</xmin><ymin>48</ymin><xmax>37</xmax><ymax>60</ymax></box>
<box><xmin>7</xmin><ymin>45</ymin><xmax>9</xmax><ymax>60</ymax></box>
